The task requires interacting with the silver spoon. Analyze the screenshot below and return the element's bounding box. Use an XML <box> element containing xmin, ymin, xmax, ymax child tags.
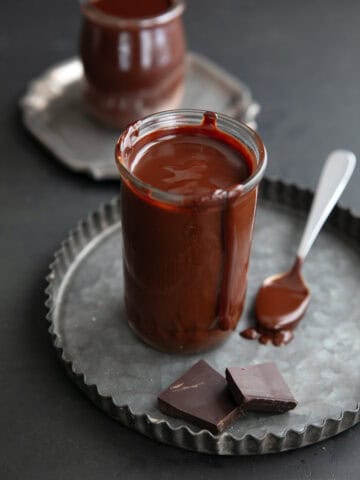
<box><xmin>243</xmin><ymin>150</ymin><xmax>356</xmax><ymax>346</ymax></box>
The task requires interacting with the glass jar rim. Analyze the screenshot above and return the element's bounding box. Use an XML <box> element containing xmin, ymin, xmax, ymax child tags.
<box><xmin>80</xmin><ymin>0</ymin><xmax>185</xmax><ymax>29</ymax></box>
<box><xmin>115</xmin><ymin>109</ymin><xmax>267</xmax><ymax>207</ymax></box>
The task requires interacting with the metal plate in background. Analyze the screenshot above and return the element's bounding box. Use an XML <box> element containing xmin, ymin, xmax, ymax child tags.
<box><xmin>46</xmin><ymin>179</ymin><xmax>360</xmax><ymax>455</ymax></box>
<box><xmin>20</xmin><ymin>52</ymin><xmax>260</xmax><ymax>180</ymax></box>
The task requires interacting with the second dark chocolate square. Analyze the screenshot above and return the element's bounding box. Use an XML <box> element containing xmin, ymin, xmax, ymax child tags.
<box><xmin>226</xmin><ymin>362</ymin><xmax>297</xmax><ymax>413</ymax></box>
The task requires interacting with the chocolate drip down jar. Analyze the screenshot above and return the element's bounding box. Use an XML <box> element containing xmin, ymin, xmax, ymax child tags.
<box><xmin>116</xmin><ymin>110</ymin><xmax>267</xmax><ymax>353</ymax></box>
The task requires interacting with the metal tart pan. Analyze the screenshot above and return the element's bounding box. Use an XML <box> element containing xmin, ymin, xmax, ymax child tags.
<box><xmin>46</xmin><ymin>179</ymin><xmax>360</xmax><ymax>454</ymax></box>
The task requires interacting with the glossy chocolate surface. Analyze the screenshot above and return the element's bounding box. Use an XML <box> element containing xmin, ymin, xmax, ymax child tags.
<box><xmin>80</xmin><ymin>0</ymin><xmax>186</xmax><ymax>127</ymax></box>
<box><xmin>132</xmin><ymin>123</ymin><xmax>250</xmax><ymax>196</ymax></box>
<box><xmin>119</xmin><ymin>113</ymin><xmax>259</xmax><ymax>353</ymax></box>
<box><xmin>158</xmin><ymin>360</ymin><xmax>243</xmax><ymax>433</ymax></box>
<box><xmin>91</xmin><ymin>0</ymin><xmax>171</xmax><ymax>18</ymax></box>
<box><xmin>241</xmin><ymin>257</ymin><xmax>310</xmax><ymax>346</ymax></box>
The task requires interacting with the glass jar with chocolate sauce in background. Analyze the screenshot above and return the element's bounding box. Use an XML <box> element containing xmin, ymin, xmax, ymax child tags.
<box><xmin>80</xmin><ymin>0</ymin><xmax>186</xmax><ymax>128</ymax></box>
<box><xmin>115</xmin><ymin>109</ymin><xmax>267</xmax><ymax>354</ymax></box>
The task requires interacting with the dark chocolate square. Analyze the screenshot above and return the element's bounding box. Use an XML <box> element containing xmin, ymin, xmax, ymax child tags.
<box><xmin>226</xmin><ymin>363</ymin><xmax>297</xmax><ymax>413</ymax></box>
<box><xmin>158</xmin><ymin>360</ymin><xmax>243</xmax><ymax>434</ymax></box>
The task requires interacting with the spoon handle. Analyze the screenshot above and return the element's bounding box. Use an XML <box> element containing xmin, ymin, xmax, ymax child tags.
<box><xmin>297</xmin><ymin>150</ymin><xmax>356</xmax><ymax>260</ymax></box>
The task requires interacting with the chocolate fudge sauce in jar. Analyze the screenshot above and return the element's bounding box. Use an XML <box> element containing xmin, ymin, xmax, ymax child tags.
<box><xmin>80</xmin><ymin>0</ymin><xmax>186</xmax><ymax>128</ymax></box>
<box><xmin>115</xmin><ymin>110</ymin><xmax>267</xmax><ymax>353</ymax></box>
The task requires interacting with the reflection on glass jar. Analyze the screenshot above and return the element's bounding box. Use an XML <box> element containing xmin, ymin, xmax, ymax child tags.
<box><xmin>80</xmin><ymin>0</ymin><xmax>186</xmax><ymax>128</ymax></box>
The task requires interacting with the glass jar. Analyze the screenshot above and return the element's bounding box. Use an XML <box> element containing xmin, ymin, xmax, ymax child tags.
<box><xmin>115</xmin><ymin>109</ymin><xmax>267</xmax><ymax>353</ymax></box>
<box><xmin>80</xmin><ymin>0</ymin><xmax>186</xmax><ymax>128</ymax></box>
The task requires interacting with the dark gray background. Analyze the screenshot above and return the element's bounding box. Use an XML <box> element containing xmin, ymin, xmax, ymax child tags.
<box><xmin>1</xmin><ymin>0</ymin><xmax>359</xmax><ymax>478</ymax></box>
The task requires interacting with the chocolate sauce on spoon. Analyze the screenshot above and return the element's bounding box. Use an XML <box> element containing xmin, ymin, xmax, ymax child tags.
<box><xmin>242</xmin><ymin>150</ymin><xmax>356</xmax><ymax>346</ymax></box>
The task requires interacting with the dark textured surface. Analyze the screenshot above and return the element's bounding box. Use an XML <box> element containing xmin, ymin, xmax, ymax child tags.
<box><xmin>1</xmin><ymin>0</ymin><xmax>360</xmax><ymax>478</ymax></box>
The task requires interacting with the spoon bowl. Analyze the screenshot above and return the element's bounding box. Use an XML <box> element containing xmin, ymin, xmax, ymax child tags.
<box><xmin>255</xmin><ymin>258</ymin><xmax>310</xmax><ymax>332</ymax></box>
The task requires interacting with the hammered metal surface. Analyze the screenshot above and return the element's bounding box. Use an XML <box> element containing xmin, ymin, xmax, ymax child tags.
<box><xmin>21</xmin><ymin>52</ymin><xmax>260</xmax><ymax>180</ymax></box>
<box><xmin>47</xmin><ymin>181</ymin><xmax>360</xmax><ymax>454</ymax></box>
